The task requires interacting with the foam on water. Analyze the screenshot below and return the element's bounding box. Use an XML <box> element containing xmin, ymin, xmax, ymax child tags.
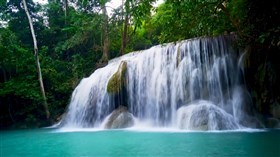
<box><xmin>52</xmin><ymin>126</ymin><xmax>266</xmax><ymax>134</ymax></box>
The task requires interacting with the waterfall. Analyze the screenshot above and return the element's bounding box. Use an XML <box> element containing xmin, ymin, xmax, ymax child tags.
<box><xmin>60</xmin><ymin>35</ymin><xmax>258</xmax><ymax>130</ymax></box>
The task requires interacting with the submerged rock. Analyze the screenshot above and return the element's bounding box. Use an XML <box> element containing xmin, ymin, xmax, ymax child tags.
<box><xmin>104</xmin><ymin>106</ymin><xmax>134</xmax><ymax>129</ymax></box>
<box><xmin>177</xmin><ymin>100</ymin><xmax>240</xmax><ymax>130</ymax></box>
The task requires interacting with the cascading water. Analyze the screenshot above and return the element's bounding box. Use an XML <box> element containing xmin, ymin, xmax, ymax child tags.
<box><xmin>60</xmin><ymin>35</ymin><xmax>258</xmax><ymax>130</ymax></box>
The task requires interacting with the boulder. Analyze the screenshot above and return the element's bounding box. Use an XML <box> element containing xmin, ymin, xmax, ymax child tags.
<box><xmin>104</xmin><ymin>106</ymin><xmax>134</xmax><ymax>129</ymax></box>
<box><xmin>107</xmin><ymin>61</ymin><xmax>129</xmax><ymax>108</ymax></box>
<box><xmin>107</xmin><ymin>61</ymin><xmax>127</xmax><ymax>93</ymax></box>
<box><xmin>271</xmin><ymin>103</ymin><xmax>280</xmax><ymax>119</ymax></box>
<box><xmin>266</xmin><ymin>118</ymin><xmax>280</xmax><ymax>128</ymax></box>
<box><xmin>177</xmin><ymin>100</ymin><xmax>240</xmax><ymax>130</ymax></box>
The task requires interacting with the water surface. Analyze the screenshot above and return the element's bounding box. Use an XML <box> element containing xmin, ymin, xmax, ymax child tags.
<box><xmin>1</xmin><ymin>129</ymin><xmax>279</xmax><ymax>157</ymax></box>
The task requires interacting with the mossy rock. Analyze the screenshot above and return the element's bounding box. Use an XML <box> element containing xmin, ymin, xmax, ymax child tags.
<box><xmin>107</xmin><ymin>61</ymin><xmax>127</xmax><ymax>93</ymax></box>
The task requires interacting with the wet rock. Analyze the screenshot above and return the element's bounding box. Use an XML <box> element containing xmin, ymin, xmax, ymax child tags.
<box><xmin>177</xmin><ymin>100</ymin><xmax>239</xmax><ymax>130</ymax></box>
<box><xmin>271</xmin><ymin>102</ymin><xmax>280</xmax><ymax>119</ymax></box>
<box><xmin>105</xmin><ymin>106</ymin><xmax>134</xmax><ymax>129</ymax></box>
<box><xmin>266</xmin><ymin>118</ymin><xmax>280</xmax><ymax>128</ymax></box>
<box><xmin>106</xmin><ymin>61</ymin><xmax>129</xmax><ymax>108</ymax></box>
<box><xmin>107</xmin><ymin>61</ymin><xmax>127</xmax><ymax>93</ymax></box>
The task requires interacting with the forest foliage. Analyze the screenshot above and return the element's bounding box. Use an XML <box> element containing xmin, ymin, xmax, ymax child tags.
<box><xmin>0</xmin><ymin>0</ymin><xmax>279</xmax><ymax>128</ymax></box>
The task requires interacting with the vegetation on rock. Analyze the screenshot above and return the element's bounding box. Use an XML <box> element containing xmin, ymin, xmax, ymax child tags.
<box><xmin>107</xmin><ymin>61</ymin><xmax>127</xmax><ymax>93</ymax></box>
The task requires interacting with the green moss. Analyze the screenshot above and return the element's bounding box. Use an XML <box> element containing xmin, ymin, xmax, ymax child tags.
<box><xmin>107</xmin><ymin>61</ymin><xmax>127</xmax><ymax>93</ymax></box>
<box><xmin>107</xmin><ymin>73</ymin><xmax>119</xmax><ymax>93</ymax></box>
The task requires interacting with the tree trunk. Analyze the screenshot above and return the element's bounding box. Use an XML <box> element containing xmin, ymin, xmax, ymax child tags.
<box><xmin>217</xmin><ymin>3</ymin><xmax>242</xmax><ymax>36</ymax></box>
<box><xmin>23</xmin><ymin>0</ymin><xmax>50</xmax><ymax>119</ymax></box>
<box><xmin>121</xmin><ymin>14</ymin><xmax>129</xmax><ymax>55</ymax></box>
<box><xmin>120</xmin><ymin>0</ymin><xmax>129</xmax><ymax>55</ymax></box>
<box><xmin>101</xmin><ymin>5</ymin><xmax>109</xmax><ymax>62</ymax></box>
<box><xmin>64</xmin><ymin>0</ymin><xmax>68</xmax><ymax>25</ymax></box>
<box><xmin>1</xmin><ymin>67</ymin><xmax>7</xmax><ymax>82</ymax></box>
